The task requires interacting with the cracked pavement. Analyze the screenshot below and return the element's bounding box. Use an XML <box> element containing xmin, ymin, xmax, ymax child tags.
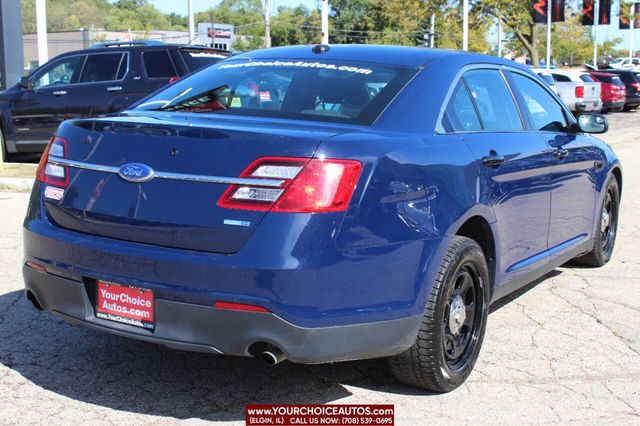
<box><xmin>1</xmin><ymin>113</ymin><xmax>639</xmax><ymax>425</ymax></box>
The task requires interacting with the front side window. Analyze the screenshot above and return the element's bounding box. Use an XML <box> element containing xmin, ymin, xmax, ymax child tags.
<box><xmin>511</xmin><ymin>73</ymin><xmax>568</xmax><ymax>132</ymax></box>
<box><xmin>79</xmin><ymin>53</ymin><xmax>126</xmax><ymax>83</ymax></box>
<box><xmin>31</xmin><ymin>56</ymin><xmax>84</xmax><ymax>89</ymax></box>
<box><xmin>463</xmin><ymin>69</ymin><xmax>522</xmax><ymax>131</ymax></box>
<box><xmin>143</xmin><ymin>50</ymin><xmax>177</xmax><ymax>79</ymax></box>
<box><xmin>135</xmin><ymin>59</ymin><xmax>416</xmax><ymax>125</ymax></box>
<box><xmin>442</xmin><ymin>80</ymin><xmax>481</xmax><ymax>132</ymax></box>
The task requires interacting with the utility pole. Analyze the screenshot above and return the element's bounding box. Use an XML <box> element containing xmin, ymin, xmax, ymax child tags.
<box><xmin>545</xmin><ymin>0</ymin><xmax>551</xmax><ymax>69</ymax></box>
<box><xmin>430</xmin><ymin>13</ymin><xmax>435</xmax><ymax>48</ymax></box>
<box><xmin>321</xmin><ymin>0</ymin><xmax>329</xmax><ymax>44</ymax></box>
<box><xmin>462</xmin><ymin>0</ymin><xmax>469</xmax><ymax>51</ymax></box>
<box><xmin>592</xmin><ymin>0</ymin><xmax>599</xmax><ymax>66</ymax></box>
<box><xmin>630</xmin><ymin>3</ymin><xmax>635</xmax><ymax>61</ymax></box>
<box><xmin>36</xmin><ymin>0</ymin><xmax>48</xmax><ymax>65</ymax></box>
<box><xmin>188</xmin><ymin>0</ymin><xmax>195</xmax><ymax>44</ymax></box>
<box><xmin>264</xmin><ymin>0</ymin><xmax>271</xmax><ymax>48</ymax></box>
<box><xmin>497</xmin><ymin>17</ymin><xmax>502</xmax><ymax>57</ymax></box>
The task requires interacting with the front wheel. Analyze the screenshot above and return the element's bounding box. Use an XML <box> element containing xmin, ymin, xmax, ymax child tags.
<box><xmin>574</xmin><ymin>176</ymin><xmax>620</xmax><ymax>267</ymax></box>
<box><xmin>388</xmin><ymin>236</ymin><xmax>489</xmax><ymax>392</ymax></box>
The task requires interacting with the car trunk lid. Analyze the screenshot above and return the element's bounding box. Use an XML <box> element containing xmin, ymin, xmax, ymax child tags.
<box><xmin>43</xmin><ymin>112</ymin><xmax>348</xmax><ymax>253</ymax></box>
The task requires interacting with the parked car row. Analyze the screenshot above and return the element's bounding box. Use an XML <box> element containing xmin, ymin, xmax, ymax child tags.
<box><xmin>532</xmin><ymin>66</ymin><xmax>640</xmax><ymax>115</ymax></box>
<box><xmin>0</xmin><ymin>41</ymin><xmax>229</xmax><ymax>160</ymax></box>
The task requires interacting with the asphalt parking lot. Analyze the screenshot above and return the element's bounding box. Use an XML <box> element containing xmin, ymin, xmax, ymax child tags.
<box><xmin>1</xmin><ymin>112</ymin><xmax>639</xmax><ymax>425</ymax></box>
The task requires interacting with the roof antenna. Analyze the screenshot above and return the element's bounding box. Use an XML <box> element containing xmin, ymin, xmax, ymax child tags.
<box><xmin>312</xmin><ymin>44</ymin><xmax>330</xmax><ymax>54</ymax></box>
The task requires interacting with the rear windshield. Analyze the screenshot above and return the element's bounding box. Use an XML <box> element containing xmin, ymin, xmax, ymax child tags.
<box><xmin>134</xmin><ymin>59</ymin><xmax>417</xmax><ymax>125</ymax></box>
<box><xmin>593</xmin><ymin>74</ymin><xmax>612</xmax><ymax>83</ymax></box>
<box><xmin>179</xmin><ymin>48</ymin><xmax>228</xmax><ymax>71</ymax></box>
<box><xmin>537</xmin><ymin>73</ymin><xmax>555</xmax><ymax>85</ymax></box>
<box><xmin>613</xmin><ymin>71</ymin><xmax>638</xmax><ymax>83</ymax></box>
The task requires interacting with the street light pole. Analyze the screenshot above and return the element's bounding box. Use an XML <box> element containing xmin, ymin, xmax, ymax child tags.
<box><xmin>592</xmin><ymin>0</ymin><xmax>599</xmax><ymax>66</ymax></box>
<box><xmin>462</xmin><ymin>0</ymin><xmax>469</xmax><ymax>51</ymax></box>
<box><xmin>188</xmin><ymin>0</ymin><xmax>195</xmax><ymax>44</ymax></box>
<box><xmin>630</xmin><ymin>4</ymin><xmax>635</xmax><ymax>61</ymax></box>
<box><xmin>430</xmin><ymin>13</ymin><xmax>435</xmax><ymax>48</ymax></box>
<box><xmin>35</xmin><ymin>0</ymin><xmax>48</xmax><ymax>65</ymax></box>
<box><xmin>497</xmin><ymin>17</ymin><xmax>502</xmax><ymax>57</ymax></box>
<box><xmin>321</xmin><ymin>0</ymin><xmax>329</xmax><ymax>44</ymax></box>
<box><xmin>265</xmin><ymin>0</ymin><xmax>271</xmax><ymax>48</ymax></box>
<box><xmin>545</xmin><ymin>0</ymin><xmax>551</xmax><ymax>69</ymax></box>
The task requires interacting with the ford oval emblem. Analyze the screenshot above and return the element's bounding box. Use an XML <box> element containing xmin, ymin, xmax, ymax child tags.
<box><xmin>118</xmin><ymin>163</ymin><xmax>155</xmax><ymax>183</ymax></box>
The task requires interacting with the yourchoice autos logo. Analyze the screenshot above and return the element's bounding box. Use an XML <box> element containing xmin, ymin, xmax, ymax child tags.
<box><xmin>118</xmin><ymin>163</ymin><xmax>155</xmax><ymax>183</ymax></box>
<box><xmin>219</xmin><ymin>60</ymin><xmax>374</xmax><ymax>75</ymax></box>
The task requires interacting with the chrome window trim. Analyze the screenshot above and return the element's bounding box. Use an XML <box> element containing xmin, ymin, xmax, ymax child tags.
<box><xmin>48</xmin><ymin>157</ymin><xmax>286</xmax><ymax>187</ymax></box>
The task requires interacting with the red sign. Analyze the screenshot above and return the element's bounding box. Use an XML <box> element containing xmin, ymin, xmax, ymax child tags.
<box><xmin>246</xmin><ymin>404</ymin><xmax>394</xmax><ymax>425</ymax></box>
<box><xmin>96</xmin><ymin>281</ymin><xmax>154</xmax><ymax>329</ymax></box>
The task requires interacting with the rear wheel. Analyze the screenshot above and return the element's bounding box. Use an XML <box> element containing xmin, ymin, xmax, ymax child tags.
<box><xmin>574</xmin><ymin>176</ymin><xmax>620</xmax><ymax>267</ymax></box>
<box><xmin>0</xmin><ymin>128</ymin><xmax>9</xmax><ymax>163</ymax></box>
<box><xmin>388</xmin><ymin>236</ymin><xmax>489</xmax><ymax>392</ymax></box>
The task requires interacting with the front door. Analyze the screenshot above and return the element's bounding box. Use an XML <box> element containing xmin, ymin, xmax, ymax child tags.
<box><xmin>11</xmin><ymin>55</ymin><xmax>85</xmax><ymax>143</ymax></box>
<box><xmin>508</xmin><ymin>72</ymin><xmax>597</xmax><ymax>253</ymax></box>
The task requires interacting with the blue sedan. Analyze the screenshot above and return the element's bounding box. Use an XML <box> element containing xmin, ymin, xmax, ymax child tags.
<box><xmin>23</xmin><ymin>45</ymin><xmax>621</xmax><ymax>392</ymax></box>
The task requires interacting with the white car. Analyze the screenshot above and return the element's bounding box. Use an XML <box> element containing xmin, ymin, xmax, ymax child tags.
<box><xmin>548</xmin><ymin>69</ymin><xmax>602</xmax><ymax>113</ymax></box>
<box><xmin>531</xmin><ymin>68</ymin><xmax>559</xmax><ymax>94</ymax></box>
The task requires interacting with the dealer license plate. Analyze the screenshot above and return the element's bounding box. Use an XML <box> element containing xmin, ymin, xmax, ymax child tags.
<box><xmin>95</xmin><ymin>281</ymin><xmax>154</xmax><ymax>330</ymax></box>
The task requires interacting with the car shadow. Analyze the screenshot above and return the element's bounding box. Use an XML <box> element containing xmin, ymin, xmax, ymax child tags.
<box><xmin>1</xmin><ymin>270</ymin><xmax>562</xmax><ymax>420</ymax></box>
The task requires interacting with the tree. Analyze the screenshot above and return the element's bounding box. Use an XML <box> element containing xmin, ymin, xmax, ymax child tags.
<box><xmin>475</xmin><ymin>0</ymin><xmax>542</xmax><ymax>65</ymax></box>
<box><xmin>196</xmin><ymin>0</ymin><xmax>264</xmax><ymax>51</ymax></box>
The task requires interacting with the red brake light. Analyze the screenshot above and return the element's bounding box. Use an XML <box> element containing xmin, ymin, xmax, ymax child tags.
<box><xmin>632</xmin><ymin>82</ymin><xmax>640</xmax><ymax>91</ymax></box>
<box><xmin>218</xmin><ymin>157</ymin><xmax>362</xmax><ymax>213</ymax></box>
<box><xmin>575</xmin><ymin>86</ymin><xmax>584</xmax><ymax>98</ymax></box>
<box><xmin>36</xmin><ymin>136</ymin><xmax>69</xmax><ymax>188</ymax></box>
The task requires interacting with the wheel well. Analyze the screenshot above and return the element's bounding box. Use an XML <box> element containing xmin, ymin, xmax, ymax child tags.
<box><xmin>612</xmin><ymin>167</ymin><xmax>622</xmax><ymax>199</ymax></box>
<box><xmin>456</xmin><ymin>216</ymin><xmax>496</xmax><ymax>290</ymax></box>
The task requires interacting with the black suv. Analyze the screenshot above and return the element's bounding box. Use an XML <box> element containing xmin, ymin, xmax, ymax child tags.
<box><xmin>0</xmin><ymin>41</ymin><xmax>229</xmax><ymax>159</ymax></box>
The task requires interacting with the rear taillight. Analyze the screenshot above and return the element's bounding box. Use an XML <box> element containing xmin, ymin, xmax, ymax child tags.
<box><xmin>632</xmin><ymin>82</ymin><xmax>640</xmax><ymax>92</ymax></box>
<box><xmin>36</xmin><ymin>136</ymin><xmax>68</xmax><ymax>188</ymax></box>
<box><xmin>218</xmin><ymin>157</ymin><xmax>362</xmax><ymax>213</ymax></box>
<box><xmin>575</xmin><ymin>86</ymin><xmax>584</xmax><ymax>98</ymax></box>
<box><xmin>169</xmin><ymin>76</ymin><xmax>180</xmax><ymax>83</ymax></box>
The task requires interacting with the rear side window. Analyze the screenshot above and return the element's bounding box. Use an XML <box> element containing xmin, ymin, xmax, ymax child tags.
<box><xmin>134</xmin><ymin>59</ymin><xmax>416</xmax><ymax>125</ymax></box>
<box><xmin>511</xmin><ymin>73</ymin><xmax>568</xmax><ymax>133</ymax></box>
<box><xmin>442</xmin><ymin>80</ymin><xmax>481</xmax><ymax>132</ymax></box>
<box><xmin>579</xmin><ymin>74</ymin><xmax>595</xmax><ymax>82</ymax></box>
<box><xmin>79</xmin><ymin>53</ymin><xmax>126</xmax><ymax>83</ymax></box>
<box><xmin>143</xmin><ymin>50</ymin><xmax>177</xmax><ymax>79</ymax></box>
<box><xmin>552</xmin><ymin>74</ymin><xmax>572</xmax><ymax>82</ymax></box>
<box><xmin>179</xmin><ymin>49</ymin><xmax>227</xmax><ymax>71</ymax></box>
<box><xmin>463</xmin><ymin>69</ymin><xmax>522</xmax><ymax>131</ymax></box>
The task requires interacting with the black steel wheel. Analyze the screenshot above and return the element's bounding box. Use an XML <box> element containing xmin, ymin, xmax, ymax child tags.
<box><xmin>574</xmin><ymin>175</ymin><xmax>620</xmax><ymax>267</ymax></box>
<box><xmin>388</xmin><ymin>236</ymin><xmax>489</xmax><ymax>392</ymax></box>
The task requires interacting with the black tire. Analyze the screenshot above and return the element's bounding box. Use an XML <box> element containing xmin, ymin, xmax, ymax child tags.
<box><xmin>574</xmin><ymin>176</ymin><xmax>620</xmax><ymax>267</ymax></box>
<box><xmin>0</xmin><ymin>127</ymin><xmax>10</xmax><ymax>163</ymax></box>
<box><xmin>388</xmin><ymin>236</ymin><xmax>489</xmax><ymax>392</ymax></box>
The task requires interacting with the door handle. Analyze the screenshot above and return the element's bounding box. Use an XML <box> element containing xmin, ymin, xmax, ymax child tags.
<box><xmin>482</xmin><ymin>152</ymin><xmax>506</xmax><ymax>168</ymax></box>
<box><xmin>553</xmin><ymin>148</ymin><xmax>569</xmax><ymax>159</ymax></box>
<box><xmin>107</xmin><ymin>86</ymin><xmax>123</xmax><ymax>92</ymax></box>
<box><xmin>52</xmin><ymin>90</ymin><xmax>67</xmax><ymax>96</ymax></box>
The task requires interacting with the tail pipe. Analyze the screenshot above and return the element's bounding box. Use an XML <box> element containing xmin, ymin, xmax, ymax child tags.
<box><xmin>260</xmin><ymin>347</ymin><xmax>286</xmax><ymax>366</ymax></box>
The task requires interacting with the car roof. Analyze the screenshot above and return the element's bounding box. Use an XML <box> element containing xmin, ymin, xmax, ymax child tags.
<box><xmin>229</xmin><ymin>44</ymin><xmax>523</xmax><ymax>69</ymax></box>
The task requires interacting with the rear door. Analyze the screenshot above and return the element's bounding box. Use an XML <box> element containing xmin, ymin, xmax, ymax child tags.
<box><xmin>64</xmin><ymin>51</ymin><xmax>130</xmax><ymax>119</ymax></box>
<box><xmin>509</xmin><ymin>71</ymin><xmax>597</xmax><ymax>251</ymax></box>
<box><xmin>444</xmin><ymin>68</ymin><xmax>552</xmax><ymax>283</ymax></box>
<box><xmin>11</xmin><ymin>55</ymin><xmax>85</xmax><ymax>142</ymax></box>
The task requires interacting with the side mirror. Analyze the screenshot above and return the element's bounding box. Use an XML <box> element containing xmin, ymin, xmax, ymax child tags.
<box><xmin>576</xmin><ymin>113</ymin><xmax>608</xmax><ymax>134</ymax></box>
<box><xmin>17</xmin><ymin>76</ymin><xmax>32</xmax><ymax>90</ymax></box>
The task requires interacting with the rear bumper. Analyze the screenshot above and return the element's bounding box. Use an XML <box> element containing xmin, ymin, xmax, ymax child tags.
<box><xmin>602</xmin><ymin>100</ymin><xmax>625</xmax><ymax>111</ymax></box>
<box><xmin>23</xmin><ymin>264</ymin><xmax>421</xmax><ymax>363</ymax></box>
<box><xmin>575</xmin><ymin>100</ymin><xmax>603</xmax><ymax>112</ymax></box>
